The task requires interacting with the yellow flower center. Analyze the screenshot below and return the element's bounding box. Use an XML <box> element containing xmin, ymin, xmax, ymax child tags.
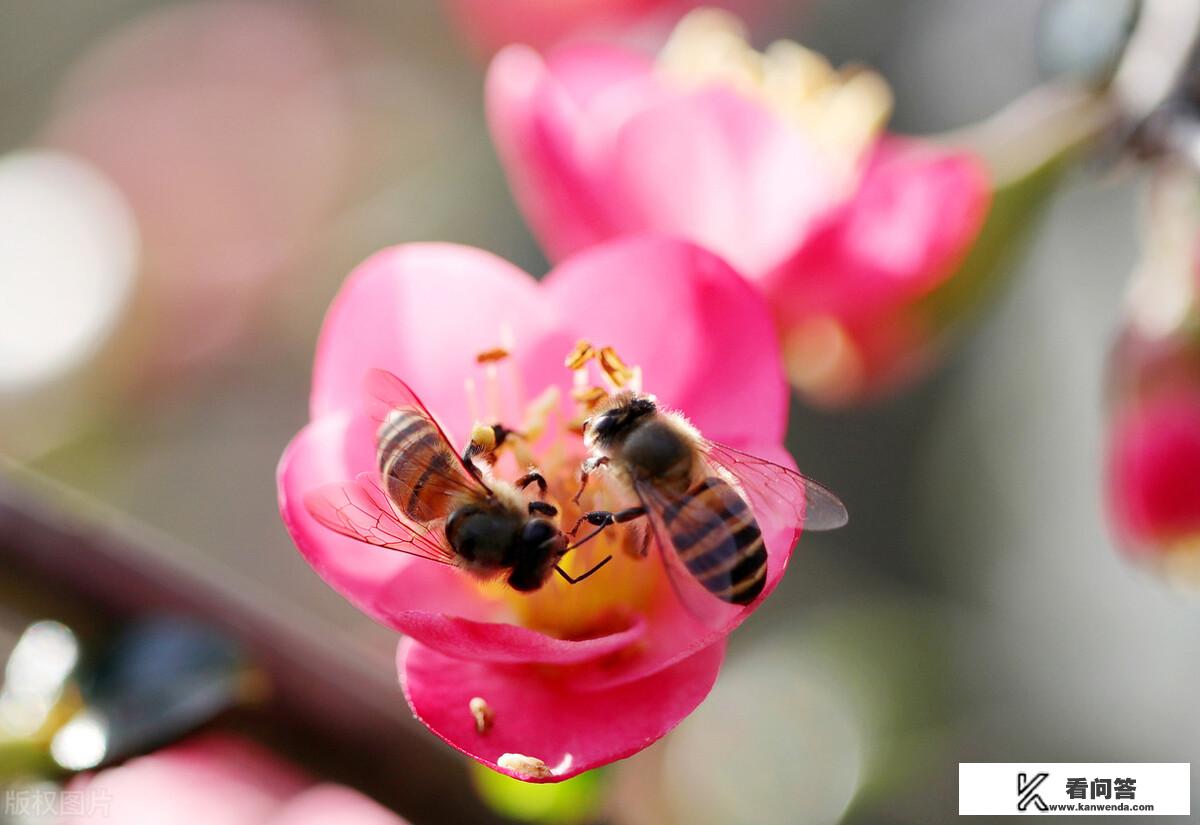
<box><xmin>463</xmin><ymin>337</ymin><xmax>666</xmax><ymax>640</ymax></box>
<box><xmin>657</xmin><ymin>9</ymin><xmax>893</xmax><ymax>183</ymax></box>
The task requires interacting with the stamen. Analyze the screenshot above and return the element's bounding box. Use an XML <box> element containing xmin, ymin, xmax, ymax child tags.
<box><xmin>564</xmin><ymin>340</ymin><xmax>596</xmax><ymax>370</ymax></box>
<box><xmin>597</xmin><ymin>346</ymin><xmax>634</xmax><ymax>388</ymax></box>
<box><xmin>484</xmin><ymin>363</ymin><xmax>502</xmax><ymax>424</ymax></box>
<box><xmin>572</xmin><ymin>386</ymin><xmax>608</xmax><ymax>407</ymax></box>
<box><xmin>464</xmin><ymin>377</ymin><xmax>481</xmax><ymax>426</ymax></box>
<box><xmin>469</xmin><ymin>696</ymin><xmax>493</xmax><ymax>734</ymax></box>
<box><xmin>657</xmin><ymin>8</ymin><xmax>892</xmax><ymax>179</ymax></box>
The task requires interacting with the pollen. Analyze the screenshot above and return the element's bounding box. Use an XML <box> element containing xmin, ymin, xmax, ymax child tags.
<box><xmin>469</xmin><ymin>696</ymin><xmax>493</xmax><ymax>734</ymax></box>
<box><xmin>469</xmin><ymin>422</ymin><xmax>498</xmax><ymax>454</ymax></box>
<box><xmin>657</xmin><ymin>8</ymin><xmax>892</xmax><ymax>177</ymax></box>
<box><xmin>498</xmin><ymin>752</ymin><xmax>553</xmax><ymax>778</ymax></box>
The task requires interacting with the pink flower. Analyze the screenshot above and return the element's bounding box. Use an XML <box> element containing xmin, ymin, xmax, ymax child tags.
<box><xmin>277</xmin><ymin>235</ymin><xmax>805</xmax><ymax>781</ymax></box>
<box><xmin>444</xmin><ymin>0</ymin><xmax>767</xmax><ymax>57</ymax></box>
<box><xmin>58</xmin><ymin>734</ymin><xmax>408</xmax><ymax>825</ymax></box>
<box><xmin>1108</xmin><ymin>389</ymin><xmax>1200</xmax><ymax>554</ymax></box>
<box><xmin>486</xmin><ymin>10</ymin><xmax>991</xmax><ymax>405</ymax></box>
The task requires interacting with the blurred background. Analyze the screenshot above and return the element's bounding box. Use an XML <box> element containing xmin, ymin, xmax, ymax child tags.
<box><xmin>2</xmin><ymin>0</ymin><xmax>1197</xmax><ymax>823</ymax></box>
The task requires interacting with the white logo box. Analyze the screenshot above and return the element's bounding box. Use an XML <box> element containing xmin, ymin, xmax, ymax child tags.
<box><xmin>959</xmin><ymin>763</ymin><xmax>1190</xmax><ymax>816</ymax></box>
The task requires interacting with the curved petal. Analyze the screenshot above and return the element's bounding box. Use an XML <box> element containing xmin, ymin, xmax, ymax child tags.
<box><xmin>544</xmin><ymin>235</ymin><xmax>788</xmax><ymax>447</ymax></box>
<box><xmin>399</xmin><ymin>636</ymin><xmax>726</xmax><ymax>782</ymax></box>
<box><xmin>268</xmin><ymin>786</ymin><xmax>409</xmax><ymax>825</ymax></box>
<box><xmin>608</xmin><ymin>87</ymin><xmax>840</xmax><ymax>279</ymax></box>
<box><xmin>487</xmin><ymin>46</ymin><xmax>628</xmax><ymax>262</ymax></box>
<box><xmin>64</xmin><ymin>734</ymin><xmax>309</xmax><ymax>825</ymax></box>
<box><xmin>310</xmin><ymin>243</ymin><xmax>558</xmax><ymax>441</ymax></box>
<box><xmin>381</xmin><ymin>609</ymin><xmax>645</xmax><ymax>665</ymax></box>
<box><xmin>278</xmin><ymin>413</ymin><xmax>415</xmax><ymax>625</ymax></box>
<box><xmin>767</xmin><ymin>137</ymin><xmax>991</xmax><ymax>326</ymax></box>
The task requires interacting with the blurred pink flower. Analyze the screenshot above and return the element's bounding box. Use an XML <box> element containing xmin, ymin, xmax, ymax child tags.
<box><xmin>444</xmin><ymin>0</ymin><xmax>767</xmax><ymax>57</ymax></box>
<box><xmin>278</xmin><ymin>236</ymin><xmax>800</xmax><ymax>780</ymax></box>
<box><xmin>58</xmin><ymin>734</ymin><xmax>407</xmax><ymax>825</ymax></box>
<box><xmin>44</xmin><ymin>1</ymin><xmax>353</xmax><ymax>378</ymax></box>
<box><xmin>1108</xmin><ymin>388</ymin><xmax>1200</xmax><ymax>554</ymax></box>
<box><xmin>486</xmin><ymin>10</ymin><xmax>991</xmax><ymax>405</ymax></box>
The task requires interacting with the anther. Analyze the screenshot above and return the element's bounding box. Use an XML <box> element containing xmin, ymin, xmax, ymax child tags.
<box><xmin>571</xmin><ymin>386</ymin><xmax>609</xmax><ymax>407</ymax></box>
<box><xmin>469</xmin><ymin>697</ymin><xmax>493</xmax><ymax>734</ymax></box>
<box><xmin>564</xmin><ymin>340</ymin><xmax>596</xmax><ymax>370</ymax></box>
<box><xmin>475</xmin><ymin>347</ymin><xmax>510</xmax><ymax>364</ymax></box>
<box><xmin>598</xmin><ymin>346</ymin><xmax>634</xmax><ymax>388</ymax></box>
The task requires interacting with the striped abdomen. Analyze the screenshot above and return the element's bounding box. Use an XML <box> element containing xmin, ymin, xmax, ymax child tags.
<box><xmin>377</xmin><ymin>410</ymin><xmax>458</xmax><ymax>522</ymax></box>
<box><xmin>661</xmin><ymin>477</ymin><xmax>767</xmax><ymax>605</ymax></box>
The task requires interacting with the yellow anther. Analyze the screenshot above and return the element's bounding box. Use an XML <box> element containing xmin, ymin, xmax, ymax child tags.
<box><xmin>598</xmin><ymin>346</ymin><xmax>634</xmax><ymax>388</ymax></box>
<box><xmin>469</xmin><ymin>422</ymin><xmax>497</xmax><ymax>454</ymax></box>
<box><xmin>564</xmin><ymin>340</ymin><xmax>596</xmax><ymax>370</ymax></box>
<box><xmin>475</xmin><ymin>347</ymin><xmax>510</xmax><ymax>364</ymax></box>
<box><xmin>571</xmin><ymin>385</ymin><xmax>609</xmax><ymax>407</ymax></box>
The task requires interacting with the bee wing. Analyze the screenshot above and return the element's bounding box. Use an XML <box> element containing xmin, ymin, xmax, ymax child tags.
<box><xmin>304</xmin><ymin>472</ymin><xmax>458</xmax><ymax>565</ymax></box>
<box><xmin>633</xmin><ymin>479</ymin><xmax>748</xmax><ymax>630</ymax></box>
<box><xmin>701</xmin><ymin>440</ymin><xmax>848</xmax><ymax>537</ymax></box>
<box><xmin>363</xmin><ymin>368</ymin><xmax>492</xmax><ymax>499</ymax></box>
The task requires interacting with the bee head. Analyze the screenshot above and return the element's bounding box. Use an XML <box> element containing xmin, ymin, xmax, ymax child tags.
<box><xmin>506</xmin><ymin>518</ymin><xmax>568</xmax><ymax>592</ymax></box>
<box><xmin>585</xmin><ymin>394</ymin><xmax>657</xmax><ymax>447</ymax></box>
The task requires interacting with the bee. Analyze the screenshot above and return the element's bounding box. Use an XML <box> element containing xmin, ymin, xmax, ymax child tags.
<box><xmin>305</xmin><ymin>369</ymin><xmax>609</xmax><ymax>591</ymax></box>
<box><xmin>571</xmin><ymin>391</ymin><xmax>847</xmax><ymax>607</ymax></box>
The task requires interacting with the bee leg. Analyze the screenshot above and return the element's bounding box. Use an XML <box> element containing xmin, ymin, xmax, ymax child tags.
<box><xmin>528</xmin><ymin>500</ymin><xmax>558</xmax><ymax>518</ymax></box>
<box><xmin>515</xmin><ymin>470</ymin><xmax>548</xmax><ymax>497</ymax></box>
<box><xmin>554</xmin><ymin>555</ymin><xmax>613</xmax><ymax>585</ymax></box>
<box><xmin>571</xmin><ymin>456</ymin><xmax>610</xmax><ymax>504</ymax></box>
<box><xmin>568</xmin><ymin>506</ymin><xmax>646</xmax><ymax>545</ymax></box>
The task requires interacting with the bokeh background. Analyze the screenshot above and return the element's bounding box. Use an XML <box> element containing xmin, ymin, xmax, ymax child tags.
<box><xmin>2</xmin><ymin>0</ymin><xmax>1194</xmax><ymax>823</ymax></box>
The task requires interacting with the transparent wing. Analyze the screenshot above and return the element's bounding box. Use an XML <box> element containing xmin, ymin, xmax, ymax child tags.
<box><xmin>364</xmin><ymin>368</ymin><xmax>492</xmax><ymax>501</ymax></box>
<box><xmin>701</xmin><ymin>440</ymin><xmax>848</xmax><ymax>539</ymax></box>
<box><xmin>304</xmin><ymin>472</ymin><xmax>457</xmax><ymax>565</ymax></box>
<box><xmin>634</xmin><ymin>479</ymin><xmax>748</xmax><ymax>631</ymax></box>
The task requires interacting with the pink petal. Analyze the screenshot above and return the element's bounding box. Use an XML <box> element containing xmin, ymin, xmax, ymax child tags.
<box><xmin>1107</xmin><ymin>391</ymin><xmax>1200</xmax><ymax>550</ymax></box>
<box><xmin>310</xmin><ymin>243</ymin><xmax>558</xmax><ymax>440</ymax></box>
<box><xmin>544</xmin><ymin>235</ymin><xmax>788</xmax><ymax>447</ymax></box>
<box><xmin>609</xmin><ymin>87</ymin><xmax>841</xmax><ymax>278</ymax></box>
<box><xmin>267</xmin><ymin>786</ymin><xmax>409</xmax><ymax>825</ymax></box>
<box><xmin>379</xmin><ymin>604</ymin><xmax>646</xmax><ymax>665</ymax></box>
<box><xmin>767</xmin><ymin>137</ymin><xmax>991</xmax><ymax>326</ymax></box>
<box><xmin>61</xmin><ymin>735</ymin><xmax>309</xmax><ymax>825</ymax></box>
<box><xmin>278</xmin><ymin>413</ymin><xmax>414</xmax><ymax>624</ymax></box>
<box><xmin>487</xmin><ymin>46</ymin><xmax>630</xmax><ymax>261</ymax></box>
<box><xmin>399</xmin><ymin>636</ymin><xmax>726</xmax><ymax>781</ymax></box>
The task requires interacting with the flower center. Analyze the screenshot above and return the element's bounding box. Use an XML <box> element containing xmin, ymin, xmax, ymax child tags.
<box><xmin>656</xmin><ymin>9</ymin><xmax>892</xmax><ymax>183</ymax></box>
<box><xmin>462</xmin><ymin>336</ymin><xmax>665</xmax><ymax>640</ymax></box>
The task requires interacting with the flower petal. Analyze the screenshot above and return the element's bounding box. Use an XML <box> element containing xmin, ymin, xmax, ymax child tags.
<box><xmin>609</xmin><ymin>87</ymin><xmax>840</xmax><ymax>278</ymax></box>
<box><xmin>544</xmin><ymin>235</ymin><xmax>787</xmax><ymax>447</ymax></box>
<box><xmin>380</xmin><ymin>609</ymin><xmax>645</xmax><ymax>665</ymax></box>
<box><xmin>310</xmin><ymin>243</ymin><xmax>557</xmax><ymax>440</ymax></box>
<box><xmin>278</xmin><ymin>413</ymin><xmax>415</xmax><ymax>624</ymax></box>
<box><xmin>488</xmin><ymin>46</ymin><xmax>629</xmax><ymax>262</ymax></box>
<box><xmin>267</xmin><ymin>786</ymin><xmax>409</xmax><ymax>825</ymax></box>
<box><xmin>399</xmin><ymin>636</ymin><xmax>726</xmax><ymax>782</ymax></box>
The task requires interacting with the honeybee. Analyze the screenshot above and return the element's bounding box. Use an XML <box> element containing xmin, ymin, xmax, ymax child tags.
<box><xmin>305</xmin><ymin>369</ymin><xmax>609</xmax><ymax>591</ymax></box>
<box><xmin>572</xmin><ymin>391</ymin><xmax>847</xmax><ymax>607</ymax></box>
